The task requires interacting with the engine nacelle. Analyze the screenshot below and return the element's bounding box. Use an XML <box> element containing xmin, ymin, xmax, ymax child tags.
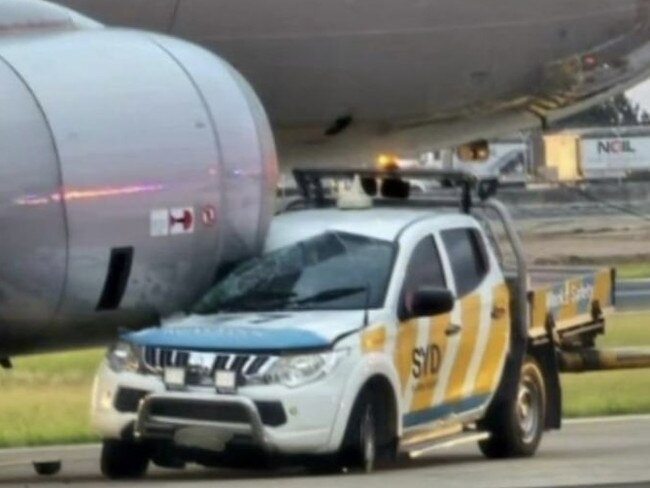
<box><xmin>0</xmin><ymin>12</ymin><xmax>278</xmax><ymax>354</ymax></box>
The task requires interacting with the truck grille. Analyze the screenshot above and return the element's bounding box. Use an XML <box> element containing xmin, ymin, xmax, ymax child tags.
<box><xmin>144</xmin><ymin>397</ymin><xmax>286</xmax><ymax>427</ymax></box>
<box><xmin>149</xmin><ymin>398</ymin><xmax>251</xmax><ymax>424</ymax></box>
<box><xmin>143</xmin><ymin>347</ymin><xmax>190</xmax><ymax>370</ymax></box>
<box><xmin>142</xmin><ymin>347</ymin><xmax>272</xmax><ymax>385</ymax></box>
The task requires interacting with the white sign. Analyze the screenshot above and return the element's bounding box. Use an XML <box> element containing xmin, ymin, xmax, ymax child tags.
<box><xmin>581</xmin><ymin>137</ymin><xmax>650</xmax><ymax>172</ymax></box>
<box><xmin>150</xmin><ymin>207</ymin><xmax>195</xmax><ymax>237</ymax></box>
<box><xmin>150</xmin><ymin>209</ymin><xmax>170</xmax><ymax>237</ymax></box>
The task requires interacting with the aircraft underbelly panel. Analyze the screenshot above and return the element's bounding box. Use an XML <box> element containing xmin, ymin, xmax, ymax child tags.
<box><xmin>168</xmin><ymin>0</ymin><xmax>644</xmax><ymax>125</ymax></box>
<box><xmin>44</xmin><ymin>0</ymin><xmax>647</xmax><ymax>127</ymax></box>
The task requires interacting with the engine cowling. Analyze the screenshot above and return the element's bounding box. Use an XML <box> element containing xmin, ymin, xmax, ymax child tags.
<box><xmin>0</xmin><ymin>9</ymin><xmax>278</xmax><ymax>355</ymax></box>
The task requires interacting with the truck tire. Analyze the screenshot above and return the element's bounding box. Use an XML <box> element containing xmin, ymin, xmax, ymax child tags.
<box><xmin>340</xmin><ymin>391</ymin><xmax>378</xmax><ymax>473</ymax></box>
<box><xmin>100</xmin><ymin>439</ymin><xmax>149</xmax><ymax>479</ymax></box>
<box><xmin>478</xmin><ymin>357</ymin><xmax>546</xmax><ymax>458</ymax></box>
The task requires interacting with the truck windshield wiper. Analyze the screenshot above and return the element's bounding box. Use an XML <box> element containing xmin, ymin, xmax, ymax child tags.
<box><xmin>214</xmin><ymin>288</ymin><xmax>366</xmax><ymax>312</ymax></box>
<box><xmin>216</xmin><ymin>290</ymin><xmax>297</xmax><ymax>312</ymax></box>
<box><xmin>291</xmin><ymin>286</ymin><xmax>367</xmax><ymax>306</ymax></box>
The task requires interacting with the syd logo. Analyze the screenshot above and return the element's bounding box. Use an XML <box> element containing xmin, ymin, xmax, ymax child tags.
<box><xmin>412</xmin><ymin>344</ymin><xmax>442</xmax><ymax>379</ymax></box>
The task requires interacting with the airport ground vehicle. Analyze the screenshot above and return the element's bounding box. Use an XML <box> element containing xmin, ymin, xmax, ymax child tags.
<box><xmin>91</xmin><ymin>169</ymin><xmax>645</xmax><ymax>479</ymax></box>
<box><xmin>544</xmin><ymin>128</ymin><xmax>650</xmax><ymax>181</ymax></box>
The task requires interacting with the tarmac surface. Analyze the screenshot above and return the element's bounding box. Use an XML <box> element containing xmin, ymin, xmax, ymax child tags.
<box><xmin>617</xmin><ymin>280</ymin><xmax>650</xmax><ymax>311</ymax></box>
<box><xmin>1</xmin><ymin>416</ymin><xmax>650</xmax><ymax>488</ymax></box>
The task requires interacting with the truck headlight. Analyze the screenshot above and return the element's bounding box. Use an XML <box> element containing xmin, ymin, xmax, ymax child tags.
<box><xmin>263</xmin><ymin>349</ymin><xmax>348</xmax><ymax>388</ymax></box>
<box><xmin>107</xmin><ymin>341</ymin><xmax>140</xmax><ymax>373</ymax></box>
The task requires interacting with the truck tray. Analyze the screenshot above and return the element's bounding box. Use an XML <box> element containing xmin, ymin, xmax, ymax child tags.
<box><xmin>526</xmin><ymin>267</ymin><xmax>615</xmax><ymax>340</ymax></box>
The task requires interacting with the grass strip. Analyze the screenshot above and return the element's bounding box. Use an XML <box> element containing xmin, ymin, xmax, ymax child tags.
<box><xmin>0</xmin><ymin>313</ymin><xmax>649</xmax><ymax>446</ymax></box>
<box><xmin>616</xmin><ymin>262</ymin><xmax>650</xmax><ymax>280</ymax></box>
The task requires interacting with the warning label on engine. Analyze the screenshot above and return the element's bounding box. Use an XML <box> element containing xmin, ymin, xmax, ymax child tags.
<box><xmin>150</xmin><ymin>209</ymin><xmax>170</xmax><ymax>237</ymax></box>
<box><xmin>169</xmin><ymin>207</ymin><xmax>195</xmax><ymax>235</ymax></box>
<box><xmin>150</xmin><ymin>207</ymin><xmax>195</xmax><ymax>237</ymax></box>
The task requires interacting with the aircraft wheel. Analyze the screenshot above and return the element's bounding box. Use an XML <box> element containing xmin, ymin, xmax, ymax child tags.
<box><xmin>33</xmin><ymin>461</ymin><xmax>61</xmax><ymax>476</ymax></box>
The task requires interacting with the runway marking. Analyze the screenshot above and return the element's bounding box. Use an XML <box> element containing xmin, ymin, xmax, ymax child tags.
<box><xmin>564</xmin><ymin>414</ymin><xmax>650</xmax><ymax>425</ymax></box>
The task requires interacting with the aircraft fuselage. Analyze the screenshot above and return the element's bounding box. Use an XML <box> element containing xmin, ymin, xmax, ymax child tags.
<box><xmin>59</xmin><ymin>0</ymin><xmax>648</xmax><ymax>131</ymax></box>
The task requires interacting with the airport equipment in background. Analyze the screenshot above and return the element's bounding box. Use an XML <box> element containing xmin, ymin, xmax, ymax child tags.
<box><xmin>544</xmin><ymin>127</ymin><xmax>650</xmax><ymax>181</ymax></box>
<box><xmin>90</xmin><ymin>169</ymin><xmax>650</xmax><ymax>479</ymax></box>
<box><xmin>376</xmin><ymin>142</ymin><xmax>530</xmax><ymax>185</ymax></box>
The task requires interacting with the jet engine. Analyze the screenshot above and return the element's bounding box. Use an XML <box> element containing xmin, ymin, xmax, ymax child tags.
<box><xmin>0</xmin><ymin>0</ymin><xmax>278</xmax><ymax>355</ymax></box>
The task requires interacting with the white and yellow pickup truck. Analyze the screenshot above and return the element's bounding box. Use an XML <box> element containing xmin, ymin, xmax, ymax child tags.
<box><xmin>91</xmin><ymin>169</ymin><xmax>628</xmax><ymax>479</ymax></box>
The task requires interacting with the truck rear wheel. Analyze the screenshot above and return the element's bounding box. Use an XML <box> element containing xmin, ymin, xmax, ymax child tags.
<box><xmin>479</xmin><ymin>357</ymin><xmax>546</xmax><ymax>458</ymax></box>
<box><xmin>100</xmin><ymin>439</ymin><xmax>150</xmax><ymax>479</ymax></box>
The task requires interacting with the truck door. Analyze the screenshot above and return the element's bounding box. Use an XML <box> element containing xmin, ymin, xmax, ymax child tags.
<box><xmin>395</xmin><ymin>235</ymin><xmax>454</xmax><ymax>430</ymax></box>
<box><xmin>439</xmin><ymin>227</ymin><xmax>509</xmax><ymax>417</ymax></box>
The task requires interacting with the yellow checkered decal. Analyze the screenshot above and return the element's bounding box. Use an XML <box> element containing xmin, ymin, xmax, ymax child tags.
<box><xmin>394</xmin><ymin>284</ymin><xmax>511</xmax><ymax>429</ymax></box>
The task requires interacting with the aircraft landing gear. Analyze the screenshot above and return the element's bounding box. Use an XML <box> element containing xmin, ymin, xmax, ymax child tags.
<box><xmin>33</xmin><ymin>461</ymin><xmax>62</xmax><ymax>476</ymax></box>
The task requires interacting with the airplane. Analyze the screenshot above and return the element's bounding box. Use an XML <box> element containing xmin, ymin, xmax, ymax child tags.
<box><xmin>56</xmin><ymin>0</ymin><xmax>650</xmax><ymax>165</ymax></box>
<box><xmin>1</xmin><ymin>0</ymin><xmax>650</xmax><ymax>360</ymax></box>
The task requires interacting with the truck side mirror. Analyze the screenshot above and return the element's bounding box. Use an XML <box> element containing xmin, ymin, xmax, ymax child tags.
<box><xmin>409</xmin><ymin>287</ymin><xmax>455</xmax><ymax>318</ymax></box>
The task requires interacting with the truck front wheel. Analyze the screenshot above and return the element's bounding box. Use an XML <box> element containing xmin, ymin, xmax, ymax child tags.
<box><xmin>341</xmin><ymin>392</ymin><xmax>378</xmax><ymax>473</ymax></box>
<box><xmin>479</xmin><ymin>357</ymin><xmax>546</xmax><ymax>458</ymax></box>
<box><xmin>100</xmin><ymin>439</ymin><xmax>150</xmax><ymax>479</ymax></box>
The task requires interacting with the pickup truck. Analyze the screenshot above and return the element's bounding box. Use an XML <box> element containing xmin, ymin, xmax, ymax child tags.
<box><xmin>91</xmin><ymin>169</ymin><xmax>626</xmax><ymax>479</ymax></box>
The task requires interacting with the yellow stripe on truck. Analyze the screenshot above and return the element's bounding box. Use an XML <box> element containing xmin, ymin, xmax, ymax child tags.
<box><xmin>444</xmin><ymin>294</ymin><xmax>481</xmax><ymax>404</ymax></box>
<box><xmin>361</xmin><ymin>326</ymin><xmax>387</xmax><ymax>354</ymax></box>
<box><xmin>593</xmin><ymin>269</ymin><xmax>613</xmax><ymax>309</ymax></box>
<box><xmin>557</xmin><ymin>279</ymin><xmax>581</xmax><ymax>322</ymax></box>
<box><xmin>530</xmin><ymin>289</ymin><xmax>547</xmax><ymax>334</ymax></box>
<box><xmin>474</xmin><ymin>284</ymin><xmax>511</xmax><ymax>396</ymax></box>
<box><xmin>394</xmin><ymin>320</ymin><xmax>419</xmax><ymax>395</ymax></box>
<box><xmin>409</xmin><ymin>313</ymin><xmax>450</xmax><ymax>412</ymax></box>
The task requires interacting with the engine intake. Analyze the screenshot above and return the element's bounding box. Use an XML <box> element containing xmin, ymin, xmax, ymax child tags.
<box><xmin>0</xmin><ymin>24</ymin><xmax>277</xmax><ymax>354</ymax></box>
